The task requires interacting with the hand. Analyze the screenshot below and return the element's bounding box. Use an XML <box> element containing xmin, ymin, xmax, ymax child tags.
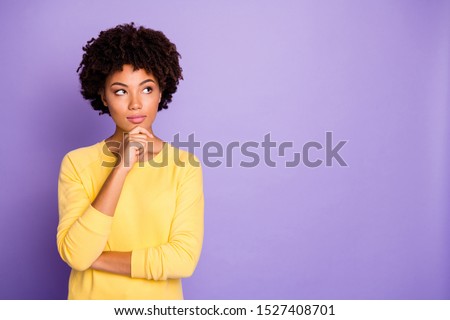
<box><xmin>119</xmin><ymin>126</ymin><xmax>154</xmax><ymax>171</ymax></box>
<box><xmin>91</xmin><ymin>251</ymin><xmax>131</xmax><ymax>276</ymax></box>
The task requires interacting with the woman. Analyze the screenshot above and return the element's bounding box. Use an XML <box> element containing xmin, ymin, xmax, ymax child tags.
<box><xmin>57</xmin><ymin>23</ymin><xmax>204</xmax><ymax>299</ymax></box>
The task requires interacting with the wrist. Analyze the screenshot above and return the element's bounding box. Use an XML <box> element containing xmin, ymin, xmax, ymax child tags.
<box><xmin>91</xmin><ymin>253</ymin><xmax>104</xmax><ymax>269</ymax></box>
<box><xmin>114</xmin><ymin>160</ymin><xmax>133</xmax><ymax>175</ymax></box>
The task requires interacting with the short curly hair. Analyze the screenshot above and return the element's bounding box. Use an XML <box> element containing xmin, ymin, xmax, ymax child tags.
<box><xmin>77</xmin><ymin>22</ymin><xmax>183</xmax><ymax>115</ymax></box>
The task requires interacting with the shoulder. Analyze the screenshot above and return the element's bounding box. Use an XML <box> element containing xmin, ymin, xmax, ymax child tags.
<box><xmin>168</xmin><ymin>143</ymin><xmax>202</xmax><ymax>169</ymax></box>
<box><xmin>167</xmin><ymin>144</ymin><xmax>203</xmax><ymax>191</ymax></box>
<box><xmin>60</xmin><ymin>141</ymin><xmax>104</xmax><ymax>175</ymax></box>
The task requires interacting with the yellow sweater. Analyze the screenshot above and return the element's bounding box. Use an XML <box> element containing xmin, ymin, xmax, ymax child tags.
<box><xmin>57</xmin><ymin>140</ymin><xmax>204</xmax><ymax>299</ymax></box>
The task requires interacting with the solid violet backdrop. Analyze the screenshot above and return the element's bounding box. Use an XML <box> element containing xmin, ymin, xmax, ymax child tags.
<box><xmin>0</xmin><ymin>0</ymin><xmax>449</xmax><ymax>299</ymax></box>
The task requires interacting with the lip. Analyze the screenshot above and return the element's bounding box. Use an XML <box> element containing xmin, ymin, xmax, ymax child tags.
<box><xmin>126</xmin><ymin>115</ymin><xmax>147</xmax><ymax>124</ymax></box>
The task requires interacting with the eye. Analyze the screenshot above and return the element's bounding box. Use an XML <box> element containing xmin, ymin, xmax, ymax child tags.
<box><xmin>143</xmin><ymin>87</ymin><xmax>153</xmax><ymax>94</ymax></box>
<box><xmin>115</xmin><ymin>89</ymin><xmax>126</xmax><ymax>96</ymax></box>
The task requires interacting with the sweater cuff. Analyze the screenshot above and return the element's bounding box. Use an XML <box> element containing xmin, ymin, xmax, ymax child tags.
<box><xmin>79</xmin><ymin>204</ymin><xmax>114</xmax><ymax>236</ymax></box>
<box><xmin>131</xmin><ymin>247</ymin><xmax>147</xmax><ymax>279</ymax></box>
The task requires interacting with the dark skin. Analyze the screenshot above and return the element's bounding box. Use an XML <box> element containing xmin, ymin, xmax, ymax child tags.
<box><xmin>90</xmin><ymin>64</ymin><xmax>165</xmax><ymax>275</ymax></box>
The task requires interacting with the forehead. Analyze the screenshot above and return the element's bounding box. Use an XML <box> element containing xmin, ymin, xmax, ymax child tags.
<box><xmin>106</xmin><ymin>64</ymin><xmax>156</xmax><ymax>83</ymax></box>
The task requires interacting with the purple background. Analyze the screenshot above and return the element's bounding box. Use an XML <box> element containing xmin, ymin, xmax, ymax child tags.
<box><xmin>0</xmin><ymin>0</ymin><xmax>449</xmax><ymax>299</ymax></box>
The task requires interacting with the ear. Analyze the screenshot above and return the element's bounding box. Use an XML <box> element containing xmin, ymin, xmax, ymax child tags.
<box><xmin>99</xmin><ymin>88</ymin><xmax>108</xmax><ymax>106</ymax></box>
<box><xmin>159</xmin><ymin>92</ymin><xmax>162</xmax><ymax>103</ymax></box>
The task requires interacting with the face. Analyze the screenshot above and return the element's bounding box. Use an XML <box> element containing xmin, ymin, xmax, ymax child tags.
<box><xmin>100</xmin><ymin>64</ymin><xmax>162</xmax><ymax>135</ymax></box>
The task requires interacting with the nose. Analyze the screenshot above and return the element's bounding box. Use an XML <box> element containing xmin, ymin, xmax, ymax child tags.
<box><xmin>128</xmin><ymin>93</ymin><xmax>142</xmax><ymax>110</ymax></box>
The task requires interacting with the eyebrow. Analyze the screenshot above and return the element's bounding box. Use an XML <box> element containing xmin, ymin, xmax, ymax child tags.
<box><xmin>110</xmin><ymin>79</ymin><xmax>155</xmax><ymax>87</ymax></box>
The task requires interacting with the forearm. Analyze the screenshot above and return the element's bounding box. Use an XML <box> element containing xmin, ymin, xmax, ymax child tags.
<box><xmin>57</xmin><ymin>206</ymin><xmax>113</xmax><ymax>271</ymax></box>
<box><xmin>92</xmin><ymin>166</ymin><xmax>129</xmax><ymax>217</ymax></box>
<box><xmin>59</xmin><ymin>166</ymin><xmax>128</xmax><ymax>268</ymax></box>
<box><xmin>131</xmin><ymin>240</ymin><xmax>202</xmax><ymax>280</ymax></box>
<box><xmin>91</xmin><ymin>251</ymin><xmax>131</xmax><ymax>276</ymax></box>
<box><xmin>129</xmin><ymin>160</ymin><xmax>204</xmax><ymax>281</ymax></box>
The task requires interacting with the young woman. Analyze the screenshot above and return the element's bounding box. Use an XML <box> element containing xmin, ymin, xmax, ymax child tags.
<box><xmin>57</xmin><ymin>23</ymin><xmax>204</xmax><ymax>299</ymax></box>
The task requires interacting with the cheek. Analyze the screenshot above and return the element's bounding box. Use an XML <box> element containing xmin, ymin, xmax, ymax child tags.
<box><xmin>107</xmin><ymin>104</ymin><xmax>126</xmax><ymax>120</ymax></box>
<box><xmin>106</xmin><ymin>97</ymin><xmax>126</xmax><ymax>111</ymax></box>
<box><xmin>145</xmin><ymin>93</ymin><xmax>160</xmax><ymax>103</ymax></box>
<box><xmin>143</xmin><ymin>98</ymin><xmax>160</xmax><ymax>111</ymax></box>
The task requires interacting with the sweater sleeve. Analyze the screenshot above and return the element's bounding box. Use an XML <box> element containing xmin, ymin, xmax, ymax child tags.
<box><xmin>57</xmin><ymin>154</ymin><xmax>113</xmax><ymax>271</ymax></box>
<box><xmin>131</xmin><ymin>156</ymin><xmax>204</xmax><ymax>280</ymax></box>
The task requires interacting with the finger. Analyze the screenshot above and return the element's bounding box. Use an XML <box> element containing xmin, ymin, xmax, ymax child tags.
<box><xmin>127</xmin><ymin>141</ymin><xmax>148</xmax><ymax>152</ymax></box>
<box><xmin>127</xmin><ymin>138</ymin><xmax>149</xmax><ymax>146</ymax></box>
<box><xmin>127</xmin><ymin>133</ymin><xmax>149</xmax><ymax>141</ymax></box>
<box><xmin>130</xmin><ymin>126</ymin><xmax>154</xmax><ymax>139</ymax></box>
<box><xmin>128</xmin><ymin>144</ymin><xmax>142</xmax><ymax>151</ymax></box>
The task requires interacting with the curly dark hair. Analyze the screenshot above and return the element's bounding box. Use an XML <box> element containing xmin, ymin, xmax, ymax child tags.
<box><xmin>77</xmin><ymin>22</ymin><xmax>183</xmax><ymax>115</ymax></box>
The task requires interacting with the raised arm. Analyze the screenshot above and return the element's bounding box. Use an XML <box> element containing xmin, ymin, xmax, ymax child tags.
<box><xmin>56</xmin><ymin>156</ymin><xmax>126</xmax><ymax>271</ymax></box>
<box><xmin>57</xmin><ymin>127</ymin><xmax>153</xmax><ymax>271</ymax></box>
